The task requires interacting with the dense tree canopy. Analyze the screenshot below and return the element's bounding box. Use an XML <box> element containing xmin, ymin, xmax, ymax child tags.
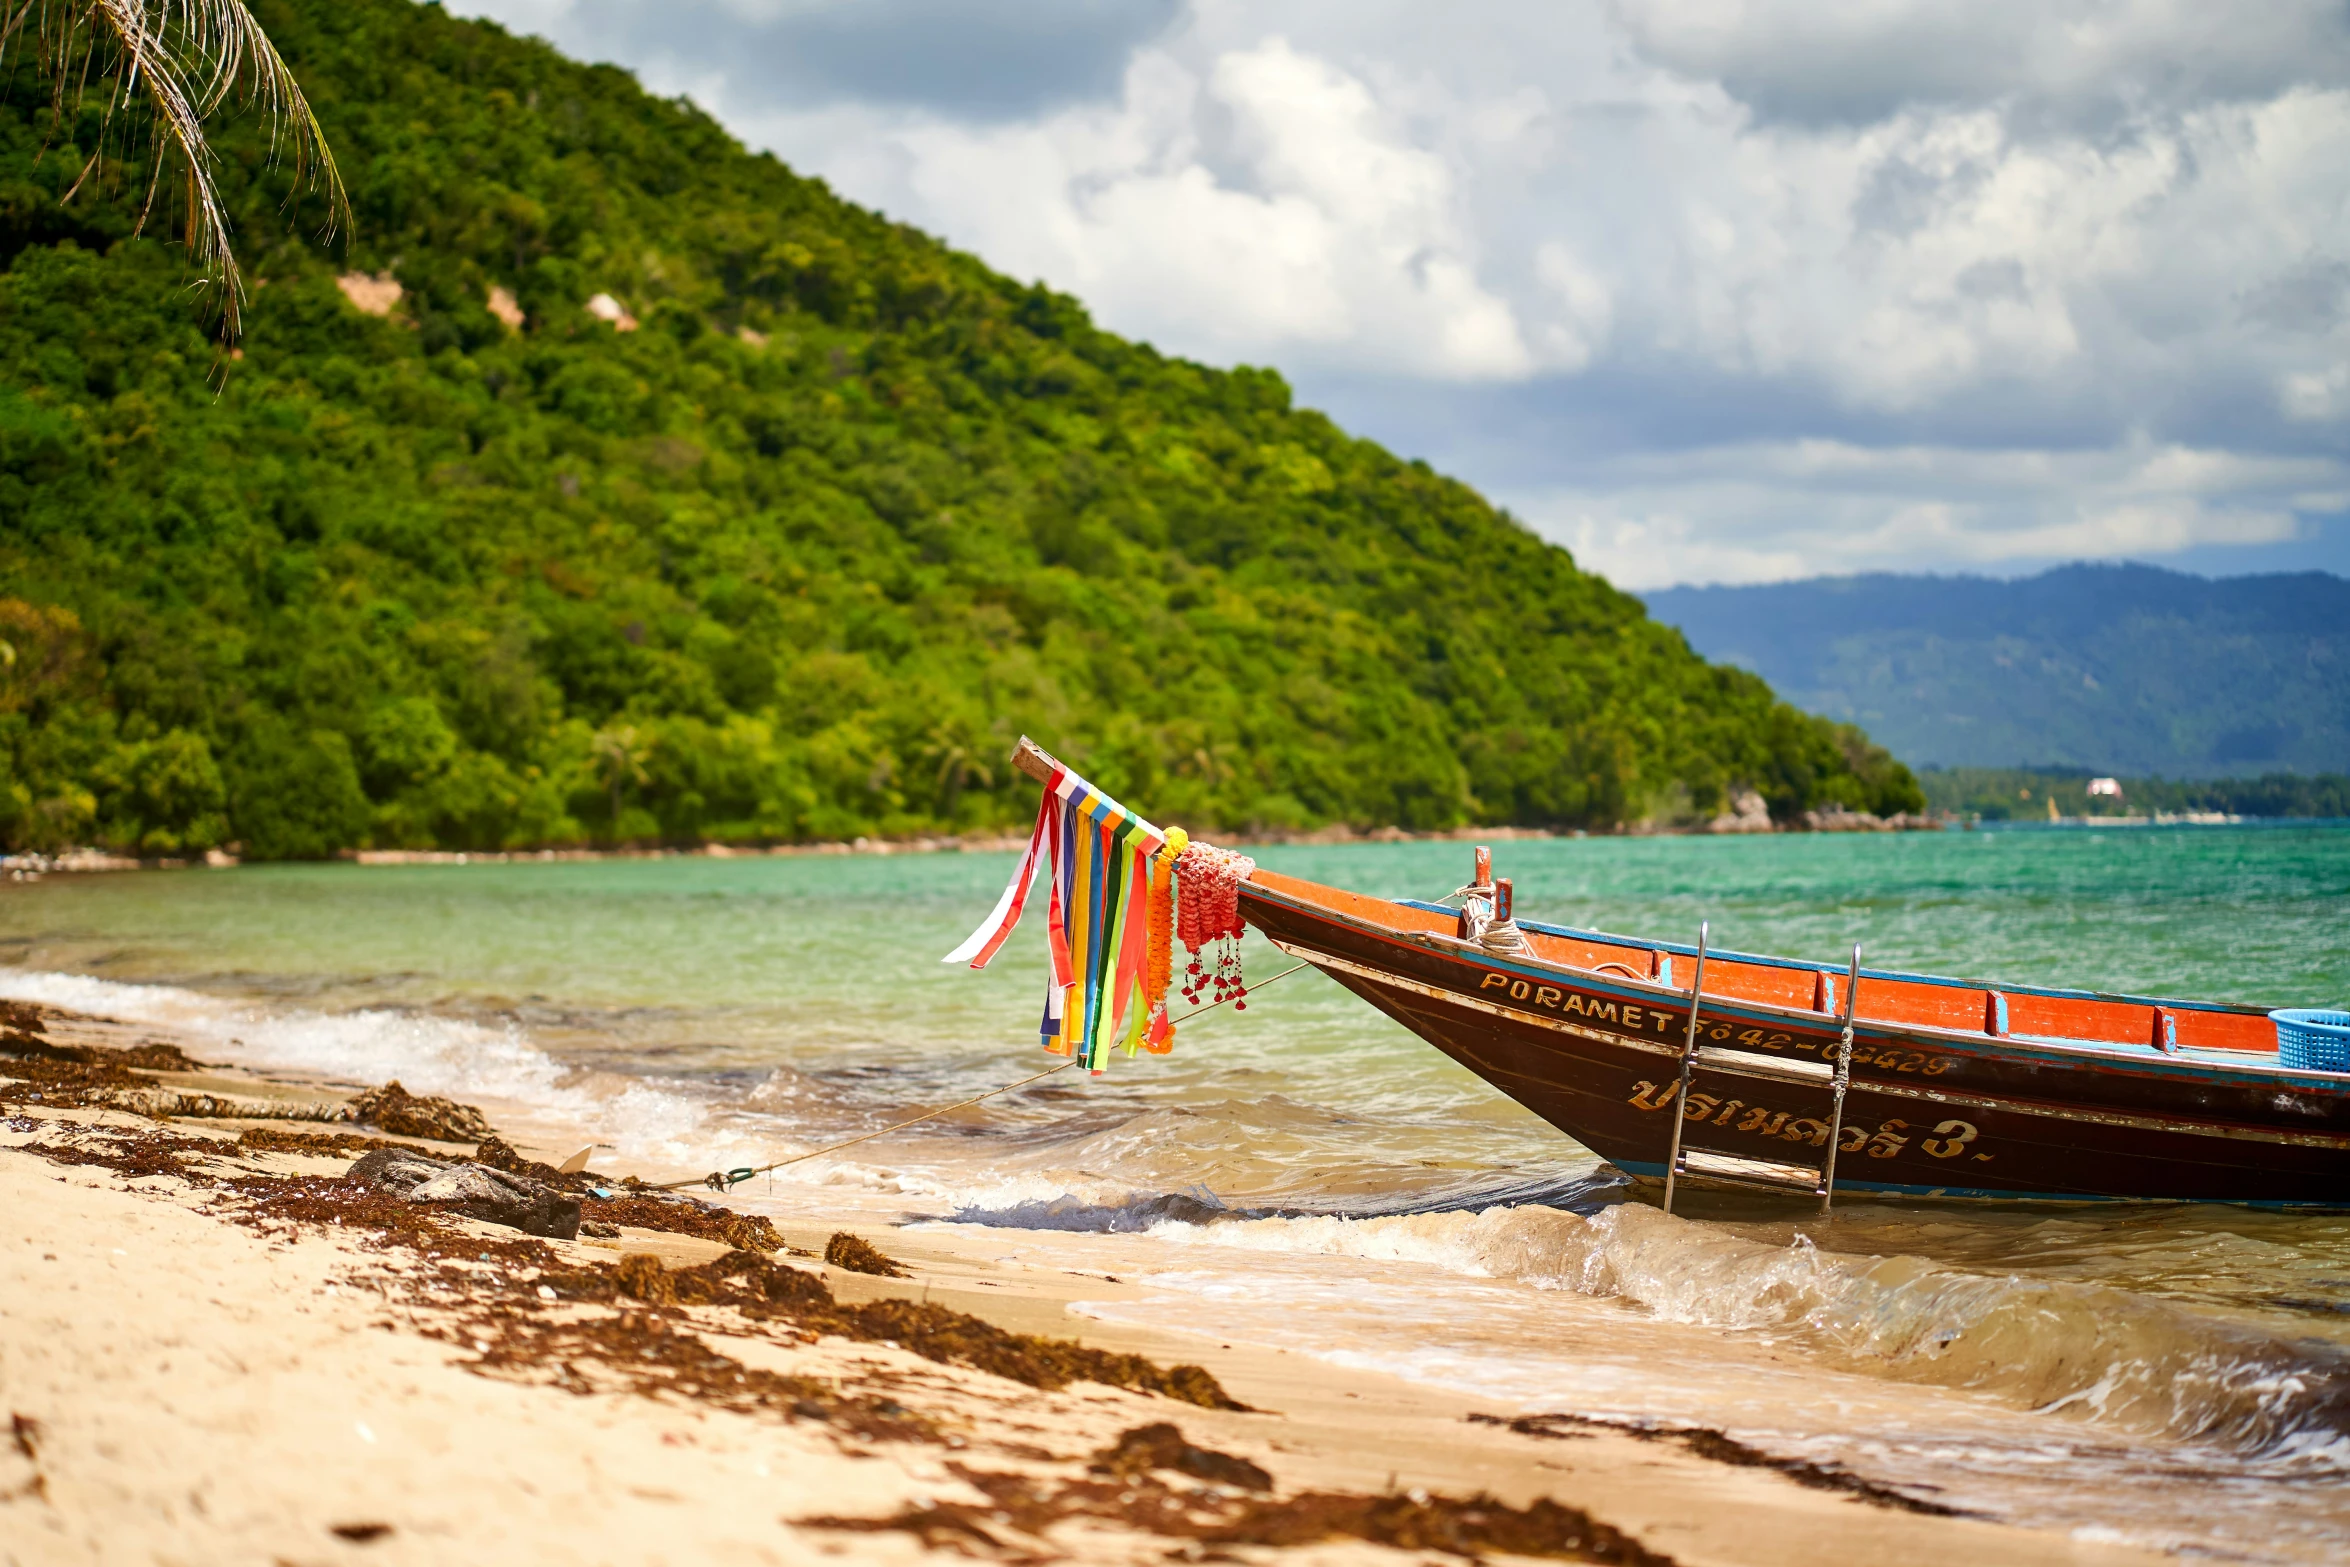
<box><xmin>0</xmin><ymin>0</ymin><xmax>1920</xmax><ymax>858</ymax></box>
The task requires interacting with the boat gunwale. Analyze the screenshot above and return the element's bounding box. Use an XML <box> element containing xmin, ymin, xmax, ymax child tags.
<box><xmin>1244</xmin><ymin>877</ymin><xmax>2348</xmax><ymax>1092</ymax></box>
<box><xmin>1394</xmin><ymin>898</ymin><xmax>2279</xmax><ymax>1019</ymax></box>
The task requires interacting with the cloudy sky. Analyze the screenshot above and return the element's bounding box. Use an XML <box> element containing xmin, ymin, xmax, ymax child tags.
<box><xmin>451</xmin><ymin>0</ymin><xmax>2350</xmax><ymax>590</ymax></box>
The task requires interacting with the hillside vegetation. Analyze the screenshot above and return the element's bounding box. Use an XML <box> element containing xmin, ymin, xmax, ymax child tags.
<box><xmin>0</xmin><ymin>0</ymin><xmax>1916</xmax><ymax>858</ymax></box>
<box><xmin>1646</xmin><ymin>565</ymin><xmax>2350</xmax><ymax>778</ymax></box>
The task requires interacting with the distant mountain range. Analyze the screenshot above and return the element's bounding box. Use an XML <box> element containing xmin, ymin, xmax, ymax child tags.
<box><xmin>1642</xmin><ymin>564</ymin><xmax>2350</xmax><ymax>777</ymax></box>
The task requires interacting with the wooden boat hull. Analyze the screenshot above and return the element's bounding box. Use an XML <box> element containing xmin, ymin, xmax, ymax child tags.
<box><xmin>1238</xmin><ymin>870</ymin><xmax>2350</xmax><ymax>1206</ymax></box>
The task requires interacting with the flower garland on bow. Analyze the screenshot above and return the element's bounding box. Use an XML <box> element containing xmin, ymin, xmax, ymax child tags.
<box><xmin>943</xmin><ymin>762</ymin><xmax>1252</xmax><ymax>1073</ymax></box>
<box><xmin>1175</xmin><ymin>841</ymin><xmax>1255</xmax><ymax>1010</ymax></box>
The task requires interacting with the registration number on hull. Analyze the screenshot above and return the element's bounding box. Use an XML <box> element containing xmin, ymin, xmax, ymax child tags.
<box><xmin>1472</xmin><ymin>970</ymin><xmax>1954</xmax><ymax>1075</ymax></box>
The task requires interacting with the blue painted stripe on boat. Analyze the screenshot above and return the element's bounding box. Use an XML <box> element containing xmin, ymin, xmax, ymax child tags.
<box><xmin>1609</xmin><ymin>1160</ymin><xmax>2348</xmax><ymax>1207</ymax></box>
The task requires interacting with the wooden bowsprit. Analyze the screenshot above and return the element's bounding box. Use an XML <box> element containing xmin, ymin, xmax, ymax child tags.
<box><xmin>1010</xmin><ymin>736</ymin><xmax>1057</xmax><ymax>787</ymax></box>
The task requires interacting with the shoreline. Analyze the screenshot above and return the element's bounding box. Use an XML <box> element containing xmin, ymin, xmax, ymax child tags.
<box><xmin>0</xmin><ymin>1003</ymin><xmax>2168</xmax><ymax>1565</ymax></box>
<box><xmin>1</xmin><ymin>813</ymin><xmax>1972</xmax><ymax>881</ymax></box>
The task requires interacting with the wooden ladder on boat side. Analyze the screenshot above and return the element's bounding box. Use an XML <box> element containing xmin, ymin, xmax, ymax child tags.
<box><xmin>1663</xmin><ymin>930</ymin><xmax>1863</xmax><ymax>1217</ymax></box>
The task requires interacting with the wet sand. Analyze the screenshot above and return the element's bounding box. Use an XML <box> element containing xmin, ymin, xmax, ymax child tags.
<box><xmin>0</xmin><ymin>1007</ymin><xmax>2175</xmax><ymax>1566</ymax></box>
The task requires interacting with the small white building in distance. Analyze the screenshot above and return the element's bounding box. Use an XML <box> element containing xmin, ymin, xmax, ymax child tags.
<box><xmin>2087</xmin><ymin>777</ymin><xmax>2123</xmax><ymax>798</ymax></box>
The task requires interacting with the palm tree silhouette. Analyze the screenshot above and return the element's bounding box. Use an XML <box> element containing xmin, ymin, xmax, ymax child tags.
<box><xmin>591</xmin><ymin>725</ymin><xmax>651</xmax><ymax>839</ymax></box>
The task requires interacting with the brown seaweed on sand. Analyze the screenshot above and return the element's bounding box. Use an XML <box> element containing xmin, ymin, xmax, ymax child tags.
<box><xmin>1479</xmin><ymin>1413</ymin><xmax>1970</xmax><ymax>1518</ymax></box>
<box><xmin>237</xmin><ymin>1126</ymin><xmax>416</xmax><ymax>1158</ymax></box>
<box><xmin>9</xmin><ymin>1122</ymin><xmax>1230</xmax><ymax>1441</ymax></box>
<box><xmin>0</xmin><ymin>1032</ymin><xmax>201</xmax><ymax>1073</ymax></box>
<box><xmin>1091</xmin><ymin>1421</ymin><xmax>1271</xmax><ymax>1490</ymax></box>
<box><xmin>0</xmin><ymin>1053</ymin><xmax>148</xmax><ymax>1108</ymax></box>
<box><xmin>458</xmin><ymin>1292</ymin><xmax>933</xmax><ymax>1442</ymax></box>
<box><xmin>226</xmin><ymin>1171</ymin><xmax>562</xmax><ymax>1268</ymax></box>
<box><xmin>806</xmin><ymin>1440</ymin><xmax>1677</xmax><ymax>1565</ymax></box>
<box><xmin>817</xmin><ymin>1296</ymin><xmax>1246</xmax><ymax>1410</ymax></box>
<box><xmin>0</xmin><ymin>1003</ymin><xmax>202</xmax><ymax>1071</ymax></box>
<box><xmin>537</xmin><ymin>1252</ymin><xmax>1246</xmax><ymax>1410</ymax></box>
<box><xmin>13</xmin><ymin>1120</ymin><xmax>1237</xmax><ymax>1413</ymax></box>
<box><xmin>19</xmin><ymin>1126</ymin><xmax>216</xmax><ymax>1181</ymax></box>
<box><xmin>471</xmin><ymin>1135</ymin><xmax>577</xmax><ymax>1185</ymax></box>
<box><xmin>211</xmin><ymin>1118</ymin><xmax>797</xmax><ymax>1253</ymax></box>
<box><xmin>824</xmin><ymin>1229</ymin><xmax>909</xmax><ymax>1276</ymax></box>
<box><xmin>583</xmin><ymin>1191</ymin><xmax>788</xmax><ymax>1253</ymax></box>
<box><xmin>350</xmin><ymin>1080</ymin><xmax>495</xmax><ymax>1143</ymax></box>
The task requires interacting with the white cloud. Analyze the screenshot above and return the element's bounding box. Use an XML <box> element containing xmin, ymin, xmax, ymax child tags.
<box><xmin>2283</xmin><ymin>364</ymin><xmax>2350</xmax><ymax>421</ymax></box>
<box><xmin>1514</xmin><ymin>438</ymin><xmax>2339</xmax><ymax>588</ymax></box>
<box><xmin>713</xmin><ymin>35</ymin><xmax>1536</xmax><ymax>381</ymax></box>
<box><xmin>1532</xmin><ymin>243</ymin><xmax>1611</xmax><ymax>372</ymax></box>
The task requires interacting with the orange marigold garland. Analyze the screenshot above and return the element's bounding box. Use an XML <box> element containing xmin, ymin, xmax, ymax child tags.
<box><xmin>1175</xmin><ymin>841</ymin><xmax>1256</xmax><ymax>1011</ymax></box>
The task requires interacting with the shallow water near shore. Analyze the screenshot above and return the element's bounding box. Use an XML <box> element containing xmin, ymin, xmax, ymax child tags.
<box><xmin>3</xmin><ymin>823</ymin><xmax>2348</xmax><ymax>1558</ymax></box>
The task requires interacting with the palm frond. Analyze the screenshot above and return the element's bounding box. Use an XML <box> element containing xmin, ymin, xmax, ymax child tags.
<box><xmin>10</xmin><ymin>0</ymin><xmax>348</xmax><ymax>343</ymax></box>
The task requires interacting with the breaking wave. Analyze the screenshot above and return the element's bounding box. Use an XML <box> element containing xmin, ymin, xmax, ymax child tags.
<box><xmin>929</xmin><ymin>1093</ymin><xmax>1615</xmax><ymax>1220</ymax></box>
<box><xmin>1120</xmin><ymin>1201</ymin><xmax>2350</xmax><ymax>1468</ymax></box>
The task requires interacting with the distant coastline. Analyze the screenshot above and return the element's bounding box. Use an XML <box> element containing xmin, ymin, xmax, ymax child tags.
<box><xmin>34</xmin><ymin>770</ymin><xmax>2350</xmax><ymax>879</ymax></box>
<box><xmin>1918</xmin><ymin>765</ymin><xmax>2350</xmax><ymax>823</ymax></box>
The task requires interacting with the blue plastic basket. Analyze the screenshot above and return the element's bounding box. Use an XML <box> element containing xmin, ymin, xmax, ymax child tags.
<box><xmin>2271</xmin><ymin>1009</ymin><xmax>2350</xmax><ymax>1072</ymax></box>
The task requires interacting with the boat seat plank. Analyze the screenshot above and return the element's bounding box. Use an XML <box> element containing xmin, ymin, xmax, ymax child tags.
<box><xmin>1695</xmin><ymin>1045</ymin><xmax>1833</xmax><ymax>1085</ymax></box>
<box><xmin>1677</xmin><ymin>1148</ymin><xmax>1824</xmax><ymax>1192</ymax></box>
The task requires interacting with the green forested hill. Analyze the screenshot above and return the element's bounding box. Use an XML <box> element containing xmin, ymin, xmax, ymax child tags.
<box><xmin>0</xmin><ymin>0</ymin><xmax>1916</xmax><ymax>858</ymax></box>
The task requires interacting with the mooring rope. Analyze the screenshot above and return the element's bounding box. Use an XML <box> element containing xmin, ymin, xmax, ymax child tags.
<box><xmin>656</xmin><ymin>958</ymin><xmax>1315</xmax><ymax>1193</ymax></box>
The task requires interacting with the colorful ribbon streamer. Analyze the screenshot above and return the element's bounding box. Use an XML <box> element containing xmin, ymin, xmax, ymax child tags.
<box><xmin>940</xmin><ymin>770</ymin><xmax>1063</xmax><ymax>969</ymax></box>
<box><xmin>940</xmin><ymin>762</ymin><xmax>1173</xmax><ymax>1074</ymax></box>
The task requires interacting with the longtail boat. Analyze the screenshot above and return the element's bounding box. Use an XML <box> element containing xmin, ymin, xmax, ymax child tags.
<box><xmin>1007</xmin><ymin>740</ymin><xmax>2349</xmax><ymax>1208</ymax></box>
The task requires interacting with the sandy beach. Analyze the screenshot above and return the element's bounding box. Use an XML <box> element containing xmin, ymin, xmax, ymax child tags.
<box><xmin>0</xmin><ymin>1002</ymin><xmax>2176</xmax><ymax>1567</ymax></box>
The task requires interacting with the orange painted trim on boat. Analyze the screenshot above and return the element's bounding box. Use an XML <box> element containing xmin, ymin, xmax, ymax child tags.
<box><xmin>1247</xmin><ymin>869</ymin><xmax>2281</xmax><ymax>1056</ymax></box>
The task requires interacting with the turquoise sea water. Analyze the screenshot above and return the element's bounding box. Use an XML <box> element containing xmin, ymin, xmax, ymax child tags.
<box><xmin>3</xmin><ymin>822</ymin><xmax>2347</xmax><ymax>1557</ymax></box>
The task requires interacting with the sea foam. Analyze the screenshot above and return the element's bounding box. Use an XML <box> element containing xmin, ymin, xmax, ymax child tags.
<box><xmin>0</xmin><ymin>967</ymin><xmax>716</xmax><ymax>1161</ymax></box>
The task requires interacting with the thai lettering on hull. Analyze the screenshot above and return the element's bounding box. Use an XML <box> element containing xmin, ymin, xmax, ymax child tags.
<box><xmin>1625</xmin><ymin>1080</ymin><xmax>1993</xmax><ymax>1164</ymax></box>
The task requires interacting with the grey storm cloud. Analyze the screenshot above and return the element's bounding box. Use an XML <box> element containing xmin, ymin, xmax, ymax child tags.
<box><xmin>1602</xmin><ymin>0</ymin><xmax>2350</xmax><ymax>131</ymax></box>
<box><xmin>496</xmin><ymin>0</ymin><xmax>1181</xmax><ymax>121</ymax></box>
<box><xmin>449</xmin><ymin>0</ymin><xmax>2350</xmax><ymax>588</ymax></box>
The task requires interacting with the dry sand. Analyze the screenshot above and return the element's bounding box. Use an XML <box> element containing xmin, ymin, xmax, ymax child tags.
<box><xmin>1</xmin><ymin>1010</ymin><xmax>2172</xmax><ymax>1567</ymax></box>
